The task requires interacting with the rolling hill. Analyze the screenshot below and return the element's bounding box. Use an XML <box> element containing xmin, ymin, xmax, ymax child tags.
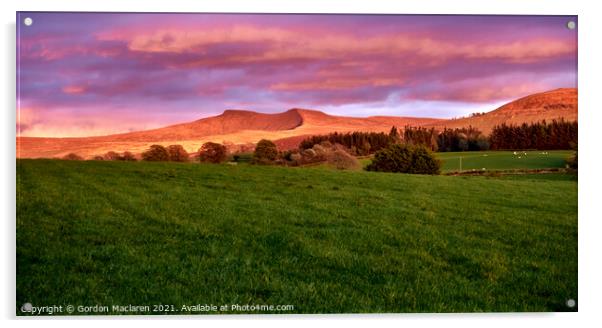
<box><xmin>16</xmin><ymin>109</ymin><xmax>440</xmax><ymax>158</ymax></box>
<box><xmin>16</xmin><ymin>88</ymin><xmax>577</xmax><ymax>158</ymax></box>
<box><xmin>425</xmin><ymin>88</ymin><xmax>577</xmax><ymax>134</ymax></box>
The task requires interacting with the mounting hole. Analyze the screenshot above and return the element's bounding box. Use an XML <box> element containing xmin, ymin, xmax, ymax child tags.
<box><xmin>23</xmin><ymin>17</ymin><xmax>33</xmax><ymax>26</ymax></box>
<box><xmin>567</xmin><ymin>299</ymin><xmax>576</xmax><ymax>308</ymax></box>
<box><xmin>567</xmin><ymin>21</ymin><xmax>576</xmax><ymax>30</ymax></box>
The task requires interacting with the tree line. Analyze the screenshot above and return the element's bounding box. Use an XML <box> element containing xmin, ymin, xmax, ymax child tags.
<box><xmin>489</xmin><ymin>119</ymin><xmax>577</xmax><ymax>150</ymax></box>
<box><xmin>60</xmin><ymin>119</ymin><xmax>577</xmax><ymax>162</ymax></box>
<box><xmin>299</xmin><ymin>131</ymin><xmax>393</xmax><ymax>156</ymax></box>
<box><xmin>299</xmin><ymin>119</ymin><xmax>577</xmax><ymax>154</ymax></box>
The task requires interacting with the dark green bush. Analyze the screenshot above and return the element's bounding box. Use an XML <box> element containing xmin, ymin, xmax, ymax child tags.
<box><xmin>61</xmin><ymin>153</ymin><xmax>83</xmax><ymax>161</ymax></box>
<box><xmin>142</xmin><ymin>145</ymin><xmax>170</xmax><ymax>162</ymax></box>
<box><xmin>198</xmin><ymin>142</ymin><xmax>227</xmax><ymax>164</ymax></box>
<box><xmin>167</xmin><ymin>144</ymin><xmax>189</xmax><ymax>162</ymax></box>
<box><xmin>103</xmin><ymin>151</ymin><xmax>121</xmax><ymax>161</ymax></box>
<box><xmin>366</xmin><ymin>144</ymin><xmax>441</xmax><ymax>175</ymax></box>
<box><xmin>122</xmin><ymin>151</ymin><xmax>137</xmax><ymax>161</ymax></box>
<box><xmin>253</xmin><ymin>139</ymin><xmax>278</xmax><ymax>164</ymax></box>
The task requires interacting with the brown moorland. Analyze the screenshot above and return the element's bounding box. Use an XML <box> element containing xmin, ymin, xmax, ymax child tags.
<box><xmin>424</xmin><ymin>88</ymin><xmax>577</xmax><ymax>134</ymax></box>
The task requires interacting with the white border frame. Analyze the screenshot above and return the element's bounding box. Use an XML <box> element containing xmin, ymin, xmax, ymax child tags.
<box><xmin>3</xmin><ymin>1</ymin><xmax>601</xmax><ymax>327</ymax></box>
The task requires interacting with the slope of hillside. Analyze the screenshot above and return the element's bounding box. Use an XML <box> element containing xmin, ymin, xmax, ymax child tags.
<box><xmin>16</xmin><ymin>109</ymin><xmax>441</xmax><ymax>158</ymax></box>
<box><xmin>425</xmin><ymin>88</ymin><xmax>577</xmax><ymax>134</ymax></box>
<box><xmin>107</xmin><ymin>109</ymin><xmax>305</xmax><ymax>142</ymax></box>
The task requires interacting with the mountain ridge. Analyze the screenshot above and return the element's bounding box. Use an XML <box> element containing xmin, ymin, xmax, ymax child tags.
<box><xmin>16</xmin><ymin>88</ymin><xmax>577</xmax><ymax>158</ymax></box>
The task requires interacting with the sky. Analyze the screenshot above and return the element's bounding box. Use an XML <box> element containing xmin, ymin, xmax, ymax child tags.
<box><xmin>17</xmin><ymin>13</ymin><xmax>577</xmax><ymax>137</ymax></box>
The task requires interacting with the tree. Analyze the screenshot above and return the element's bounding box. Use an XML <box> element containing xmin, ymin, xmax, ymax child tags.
<box><xmin>253</xmin><ymin>139</ymin><xmax>278</xmax><ymax>164</ymax></box>
<box><xmin>389</xmin><ymin>126</ymin><xmax>400</xmax><ymax>142</ymax></box>
<box><xmin>103</xmin><ymin>151</ymin><xmax>121</xmax><ymax>161</ymax></box>
<box><xmin>403</xmin><ymin>126</ymin><xmax>438</xmax><ymax>151</ymax></box>
<box><xmin>490</xmin><ymin>119</ymin><xmax>577</xmax><ymax>150</ymax></box>
<box><xmin>62</xmin><ymin>153</ymin><xmax>83</xmax><ymax>160</ymax></box>
<box><xmin>366</xmin><ymin>144</ymin><xmax>441</xmax><ymax>175</ymax></box>
<box><xmin>167</xmin><ymin>144</ymin><xmax>189</xmax><ymax>162</ymax></box>
<box><xmin>142</xmin><ymin>145</ymin><xmax>169</xmax><ymax>161</ymax></box>
<box><xmin>437</xmin><ymin>126</ymin><xmax>489</xmax><ymax>152</ymax></box>
<box><xmin>299</xmin><ymin>131</ymin><xmax>394</xmax><ymax>155</ymax></box>
<box><xmin>198</xmin><ymin>142</ymin><xmax>228</xmax><ymax>163</ymax></box>
<box><xmin>122</xmin><ymin>151</ymin><xmax>137</xmax><ymax>161</ymax></box>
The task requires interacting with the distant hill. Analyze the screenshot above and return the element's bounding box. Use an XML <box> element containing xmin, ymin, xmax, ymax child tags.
<box><xmin>424</xmin><ymin>88</ymin><xmax>577</xmax><ymax>134</ymax></box>
<box><xmin>16</xmin><ymin>88</ymin><xmax>577</xmax><ymax>158</ymax></box>
<box><xmin>16</xmin><ymin>109</ymin><xmax>440</xmax><ymax>158</ymax></box>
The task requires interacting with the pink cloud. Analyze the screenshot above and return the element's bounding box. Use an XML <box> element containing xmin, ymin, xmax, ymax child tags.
<box><xmin>17</xmin><ymin>14</ymin><xmax>577</xmax><ymax>137</ymax></box>
<box><xmin>62</xmin><ymin>85</ymin><xmax>87</xmax><ymax>94</ymax></box>
<box><xmin>92</xmin><ymin>24</ymin><xmax>574</xmax><ymax>101</ymax></box>
<box><xmin>100</xmin><ymin>24</ymin><xmax>573</xmax><ymax>63</ymax></box>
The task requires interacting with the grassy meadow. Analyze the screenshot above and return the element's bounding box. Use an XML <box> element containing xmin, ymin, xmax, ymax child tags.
<box><xmin>16</xmin><ymin>157</ymin><xmax>577</xmax><ymax>314</ymax></box>
<box><xmin>356</xmin><ymin>150</ymin><xmax>573</xmax><ymax>173</ymax></box>
<box><xmin>436</xmin><ymin>150</ymin><xmax>574</xmax><ymax>172</ymax></box>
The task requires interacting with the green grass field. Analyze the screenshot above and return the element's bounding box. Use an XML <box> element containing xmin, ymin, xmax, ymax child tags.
<box><xmin>358</xmin><ymin>150</ymin><xmax>574</xmax><ymax>173</ymax></box>
<box><xmin>436</xmin><ymin>150</ymin><xmax>574</xmax><ymax>172</ymax></box>
<box><xmin>16</xmin><ymin>159</ymin><xmax>577</xmax><ymax>314</ymax></box>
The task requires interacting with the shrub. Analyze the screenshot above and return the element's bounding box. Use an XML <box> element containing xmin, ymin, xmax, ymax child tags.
<box><xmin>312</xmin><ymin>144</ymin><xmax>326</xmax><ymax>155</ymax></box>
<box><xmin>366</xmin><ymin>144</ymin><xmax>441</xmax><ymax>175</ymax></box>
<box><xmin>167</xmin><ymin>144</ymin><xmax>189</xmax><ymax>162</ymax></box>
<box><xmin>62</xmin><ymin>153</ymin><xmax>83</xmax><ymax>161</ymax></box>
<box><xmin>198</xmin><ymin>142</ymin><xmax>227</xmax><ymax>163</ymax></box>
<box><xmin>253</xmin><ymin>139</ymin><xmax>278</xmax><ymax>164</ymax></box>
<box><xmin>142</xmin><ymin>145</ymin><xmax>169</xmax><ymax>161</ymax></box>
<box><xmin>122</xmin><ymin>151</ymin><xmax>137</xmax><ymax>161</ymax></box>
<box><xmin>92</xmin><ymin>155</ymin><xmax>104</xmax><ymax>161</ymax></box>
<box><xmin>281</xmin><ymin>149</ymin><xmax>301</xmax><ymax>162</ymax></box>
<box><xmin>327</xmin><ymin>149</ymin><xmax>360</xmax><ymax>170</ymax></box>
<box><xmin>290</xmin><ymin>153</ymin><xmax>302</xmax><ymax>162</ymax></box>
<box><xmin>410</xmin><ymin>147</ymin><xmax>442</xmax><ymax>174</ymax></box>
<box><xmin>103</xmin><ymin>151</ymin><xmax>122</xmax><ymax>161</ymax></box>
<box><xmin>310</xmin><ymin>144</ymin><xmax>328</xmax><ymax>162</ymax></box>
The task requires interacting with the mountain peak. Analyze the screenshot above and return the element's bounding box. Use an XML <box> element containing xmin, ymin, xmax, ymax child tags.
<box><xmin>221</xmin><ymin>109</ymin><xmax>258</xmax><ymax>116</ymax></box>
